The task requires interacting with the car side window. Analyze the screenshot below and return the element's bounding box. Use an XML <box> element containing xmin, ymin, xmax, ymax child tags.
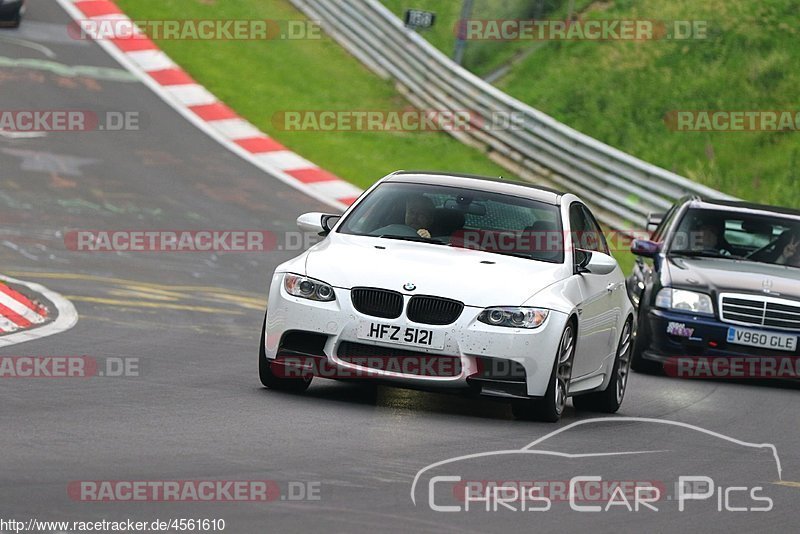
<box><xmin>582</xmin><ymin>206</ymin><xmax>610</xmax><ymax>255</ymax></box>
<box><xmin>570</xmin><ymin>203</ymin><xmax>606</xmax><ymax>254</ymax></box>
<box><xmin>652</xmin><ymin>205</ymin><xmax>679</xmax><ymax>242</ymax></box>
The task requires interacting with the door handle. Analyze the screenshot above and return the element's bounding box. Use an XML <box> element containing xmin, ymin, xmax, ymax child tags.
<box><xmin>607</xmin><ymin>283</ymin><xmax>615</xmax><ymax>292</ymax></box>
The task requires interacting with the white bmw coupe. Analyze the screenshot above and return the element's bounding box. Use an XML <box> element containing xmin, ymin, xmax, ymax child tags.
<box><xmin>260</xmin><ymin>171</ymin><xmax>635</xmax><ymax>422</ymax></box>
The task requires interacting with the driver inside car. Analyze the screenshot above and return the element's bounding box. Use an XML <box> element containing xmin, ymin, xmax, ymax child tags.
<box><xmin>691</xmin><ymin>219</ymin><xmax>732</xmax><ymax>256</ymax></box>
<box><xmin>404</xmin><ymin>195</ymin><xmax>435</xmax><ymax>238</ymax></box>
<box><xmin>373</xmin><ymin>194</ymin><xmax>436</xmax><ymax>239</ymax></box>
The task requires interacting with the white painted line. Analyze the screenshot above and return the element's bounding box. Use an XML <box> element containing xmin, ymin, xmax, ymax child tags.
<box><xmin>0</xmin><ymin>291</ymin><xmax>46</xmax><ymax>325</ymax></box>
<box><xmin>207</xmin><ymin>118</ymin><xmax>263</xmax><ymax>140</ymax></box>
<box><xmin>164</xmin><ymin>84</ymin><xmax>218</xmax><ymax>107</ymax></box>
<box><xmin>253</xmin><ymin>150</ymin><xmax>314</xmax><ymax>171</ymax></box>
<box><xmin>125</xmin><ymin>49</ymin><xmax>175</xmax><ymax>72</ymax></box>
<box><xmin>309</xmin><ymin>180</ymin><xmax>363</xmax><ymax>198</ymax></box>
<box><xmin>0</xmin><ymin>316</ymin><xmax>19</xmax><ymax>333</ymax></box>
<box><xmin>0</xmin><ymin>275</ymin><xmax>78</xmax><ymax>348</ymax></box>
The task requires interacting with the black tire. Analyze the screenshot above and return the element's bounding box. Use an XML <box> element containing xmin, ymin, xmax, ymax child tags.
<box><xmin>259</xmin><ymin>315</ymin><xmax>312</xmax><ymax>392</ymax></box>
<box><xmin>630</xmin><ymin>311</ymin><xmax>663</xmax><ymax>374</ymax></box>
<box><xmin>573</xmin><ymin>317</ymin><xmax>633</xmax><ymax>413</ymax></box>
<box><xmin>512</xmin><ymin>322</ymin><xmax>576</xmax><ymax>423</ymax></box>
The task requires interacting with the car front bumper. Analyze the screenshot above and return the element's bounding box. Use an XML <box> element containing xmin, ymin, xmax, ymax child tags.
<box><xmin>264</xmin><ymin>272</ymin><xmax>569</xmax><ymax>397</ymax></box>
<box><xmin>640</xmin><ymin>308</ymin><xmax>800</xmax><ymax>363</ymax></box>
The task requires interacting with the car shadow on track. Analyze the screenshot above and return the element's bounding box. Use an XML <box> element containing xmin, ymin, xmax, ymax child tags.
<box><xmin>256</xmin><ymin>380</ymin><xmax>595</xmax><ymax>423</ymax></box>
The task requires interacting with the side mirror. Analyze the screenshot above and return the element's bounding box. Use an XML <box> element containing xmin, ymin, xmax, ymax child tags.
<box><xmin>646</xmin><ymin>212</ymin><xmax>664</xmax><ymax>232</ymax></box>
<box><xmin>631</xmin><ymin>239</ymin><xmax>660</xmax><ymax>258</ymax></box>
<box><xmin>575</xmin><ymin>249</ymin><xmax>617</xmax><ymax>275</ymax></box>
<box><xmin>297</xmin><ymin>213</ymin><xmax>341</xmax><ymax>236</ymax></box>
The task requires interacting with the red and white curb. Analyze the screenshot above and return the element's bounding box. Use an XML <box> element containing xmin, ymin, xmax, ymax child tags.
<box><xmin>56</xmin><ymin>0</ymin><xmax>363</xmax><ymax>210</ymax></box>
<box><xmin>0</xmin><ymin>275</ymin><xmax>78</xmax><ymax>348</ymax></box>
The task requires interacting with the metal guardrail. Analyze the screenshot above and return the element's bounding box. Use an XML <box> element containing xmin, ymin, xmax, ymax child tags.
<box><xmin>290</xmin><ymin>0</ymin><xmax>736</xmax><ymax>229</ymax></box>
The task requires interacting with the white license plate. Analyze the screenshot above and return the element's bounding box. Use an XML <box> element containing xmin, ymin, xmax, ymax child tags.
<box><xmin>357</xmin><ymin>322</ymin><xmax>444</xmax><ymax>350</ymax></box>
<box><xmin>727</xmin><ymin>327</ymin><xmax>797</xmax><ymax>352</ymax></box>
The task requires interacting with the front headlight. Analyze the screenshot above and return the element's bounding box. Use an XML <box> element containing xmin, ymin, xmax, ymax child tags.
<box><xmin>655</xmin><ymin>288</ymin><xmax>713</xmax><ymax>316</ymax></box>
<box><xmin>284</xmin><ymin>273</ymin><xmax>336</xmax><ymax>302</ymax></box>
<box><xmin>478</xmin><ymin>307</ymin><xmax>549</xmax><ymax>329</ymax></box>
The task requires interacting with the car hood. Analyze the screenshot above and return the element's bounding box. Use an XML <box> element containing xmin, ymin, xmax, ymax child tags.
<box><xmin>666</xmin><ymin>256</ymin><xmax>800</xmax><ymax>300</ymax></box>
<box><xmin>302</xmin><ymin>234</ymin><xmax>569</xmax><ymax>307</ymax></box>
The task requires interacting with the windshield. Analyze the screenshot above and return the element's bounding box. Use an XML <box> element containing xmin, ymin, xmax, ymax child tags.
<box><xmin>668</xmin><ymin>207</ymin><xmax>800</xmax><ymax>268</ymax></box>
<box><xmin>337</xmin><ymin>181</ymin><xmax>565</xmax><ymax>263</ymax></box>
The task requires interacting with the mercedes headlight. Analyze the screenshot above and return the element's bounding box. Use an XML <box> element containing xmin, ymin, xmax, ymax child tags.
<box><xmin>478</xmin><ymin>307</ymin><xmax>549</xmax><ymax>329</ymax></box>
<box><xmin>655</xmin><ymin>288</ymin><xmax>713</xmax><ymax>316</ymax></box>
<box><xmin>284</xmin><ymin>274</ymin><xmax>336</xmax><ymax>302</ymax></box>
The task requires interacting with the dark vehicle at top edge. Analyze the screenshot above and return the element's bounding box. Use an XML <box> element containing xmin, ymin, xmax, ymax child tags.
<box><xmin>0</xmin><ymin>0</ymin><xmax>24</xmax><ymax>27</ymax></box>
<box><xmin>627</xmin><ymin>196</ymin><xmax>800</xmax><ymax>374</ymax></box>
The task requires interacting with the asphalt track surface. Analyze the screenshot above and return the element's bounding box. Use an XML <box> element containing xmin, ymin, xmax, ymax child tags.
<box><xmin>0</xmin><ymin>3</ymin><xmax>798</xmax><ymax>533</ymax></box>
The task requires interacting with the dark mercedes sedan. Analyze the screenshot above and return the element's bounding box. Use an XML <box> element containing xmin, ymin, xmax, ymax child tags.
<box><xmin>627</xmin><ymin>196</ymin><xmax>800</xmax><ymax>376</ymax></box>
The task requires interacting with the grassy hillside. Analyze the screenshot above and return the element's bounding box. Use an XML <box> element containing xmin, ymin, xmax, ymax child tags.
<box><xmin>114</xmin><ymin>0</ymin><xmax>635</xmax><ymax>272</ymax></box>
<box><xmin>382</xmin><ymin>0</ymin><xmax>800</xmax><ymax>209</ymax></box>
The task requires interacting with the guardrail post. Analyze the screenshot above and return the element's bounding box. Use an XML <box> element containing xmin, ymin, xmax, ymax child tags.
<box><xmin>452</xmin><ymin>0</ymin><xmax>474</xmax><ymax>65</ymax></box>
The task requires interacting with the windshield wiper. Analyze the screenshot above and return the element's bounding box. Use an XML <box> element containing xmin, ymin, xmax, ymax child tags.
<box><xmin>669</xmin><ymin>249</ymin><xmax>743</xmax><ymax>260</ymax></box>
<box><xmin>479</xmin><ymin>249</ymin><xmax>535</xmax><ymax>260</ymax></box>
<box><xmin>376</xmin><ymin>234</ymin><xmax>448</xmax><ymax>245</ymax></box>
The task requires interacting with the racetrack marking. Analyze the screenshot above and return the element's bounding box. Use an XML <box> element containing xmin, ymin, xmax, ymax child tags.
<box><xmin>773</xmin><ymin>481</ymin><xmax>800</xmax><ymax>488</ymax></box>
<box><xmin>0</xmin><ymin>289</ymin><xmax>46</xmax><ymax>325</ymax></box>
<box><xmin>0</xmin><ymin>129</ymin><xmax>48</xmax><ymax>139</ymax></box>
<box><xmin>124</xmin><ymin>49</ymin><xmax>175</xmax><ymax>71</ymax></box>
<box><xmin>4</xmin><ymin>271</ymin><xmax>266</xmax><ymax>315</ymax></box>
<box><xmin>163</xmin><ymin>84</ymin><xmax>217</xmax><ymax>107</ymax></box>
<box><xmin>62</xmin><ymin>296</ymin><xmax>246</xmax><ymax>314</ymax></box>
<box><xmin>253</xmin><ymin>150</ymin><xmax>314</xmax><ymax>172</ymax></box>
<box><xmin>56</xmin><ymin>0</ymin><xmax>363</xmax><ymax>210</ymax></box>
<box><xmin>0</xmin><ymin>274</ymin><xmax>78</xmax><ymax>348</ymax></box>
<box><xmin>207</xmin><ymin>118</ymin><xmax>262</xmax><ymax>140</ymax></box>
<box><xmin>0</xmin><ymin>34</ymin><xmax>57</xmax><ymax>59</ymax></box>
<box><xmin>306</xmin><ymin>179</ymin><xmax>363</xmax><ymax>200</ymax></box>
<box><xmin>0</xmin><ymin>54</ymin><xmax>137</xmax><ymax>82</ymax></box>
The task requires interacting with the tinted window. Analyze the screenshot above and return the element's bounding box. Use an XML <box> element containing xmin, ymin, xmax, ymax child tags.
<box><xmin>569</xmin><ymin>203</ymin><xmax>606</xmax><ymax>254</ymax></box>
<box><xmin>653</xmin><ymin>204</ymin><xmax>680</xmax><ymax>242</ymax></box>
<box><xmin>668</xmin><ymin>207</ymin><xmax>800</xmax><ymax>269</ymax></box>
<box><xmin>338</xmin><ymin>182</ymin><xmax>564</xmax><ymax>263</ymax></box>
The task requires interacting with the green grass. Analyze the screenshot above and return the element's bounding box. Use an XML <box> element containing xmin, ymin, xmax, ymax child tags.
<box><xmin>382</xmin><ymin>0</ymin><xmax>800</xmax><ymax>209</ymax></box>
<box><xmin>379</xmin><ymin>0</ymin><xmax>591</xmax><ymax>77</ymax></box>
<box><xmin>114</xmin><ymin>0</ymin><xmax>635</xmax><ymax>269</ymax></box>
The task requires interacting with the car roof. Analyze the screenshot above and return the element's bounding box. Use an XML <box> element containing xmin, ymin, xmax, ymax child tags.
<box><xmin>687</xmin><ymin>197</ymin><xmax>800</xmax><ymax>220</ymax></box>
<box><xmin>383</xmin><ymin>171</ymin><xmax>563</xmax><ymax>205</ymax></box>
